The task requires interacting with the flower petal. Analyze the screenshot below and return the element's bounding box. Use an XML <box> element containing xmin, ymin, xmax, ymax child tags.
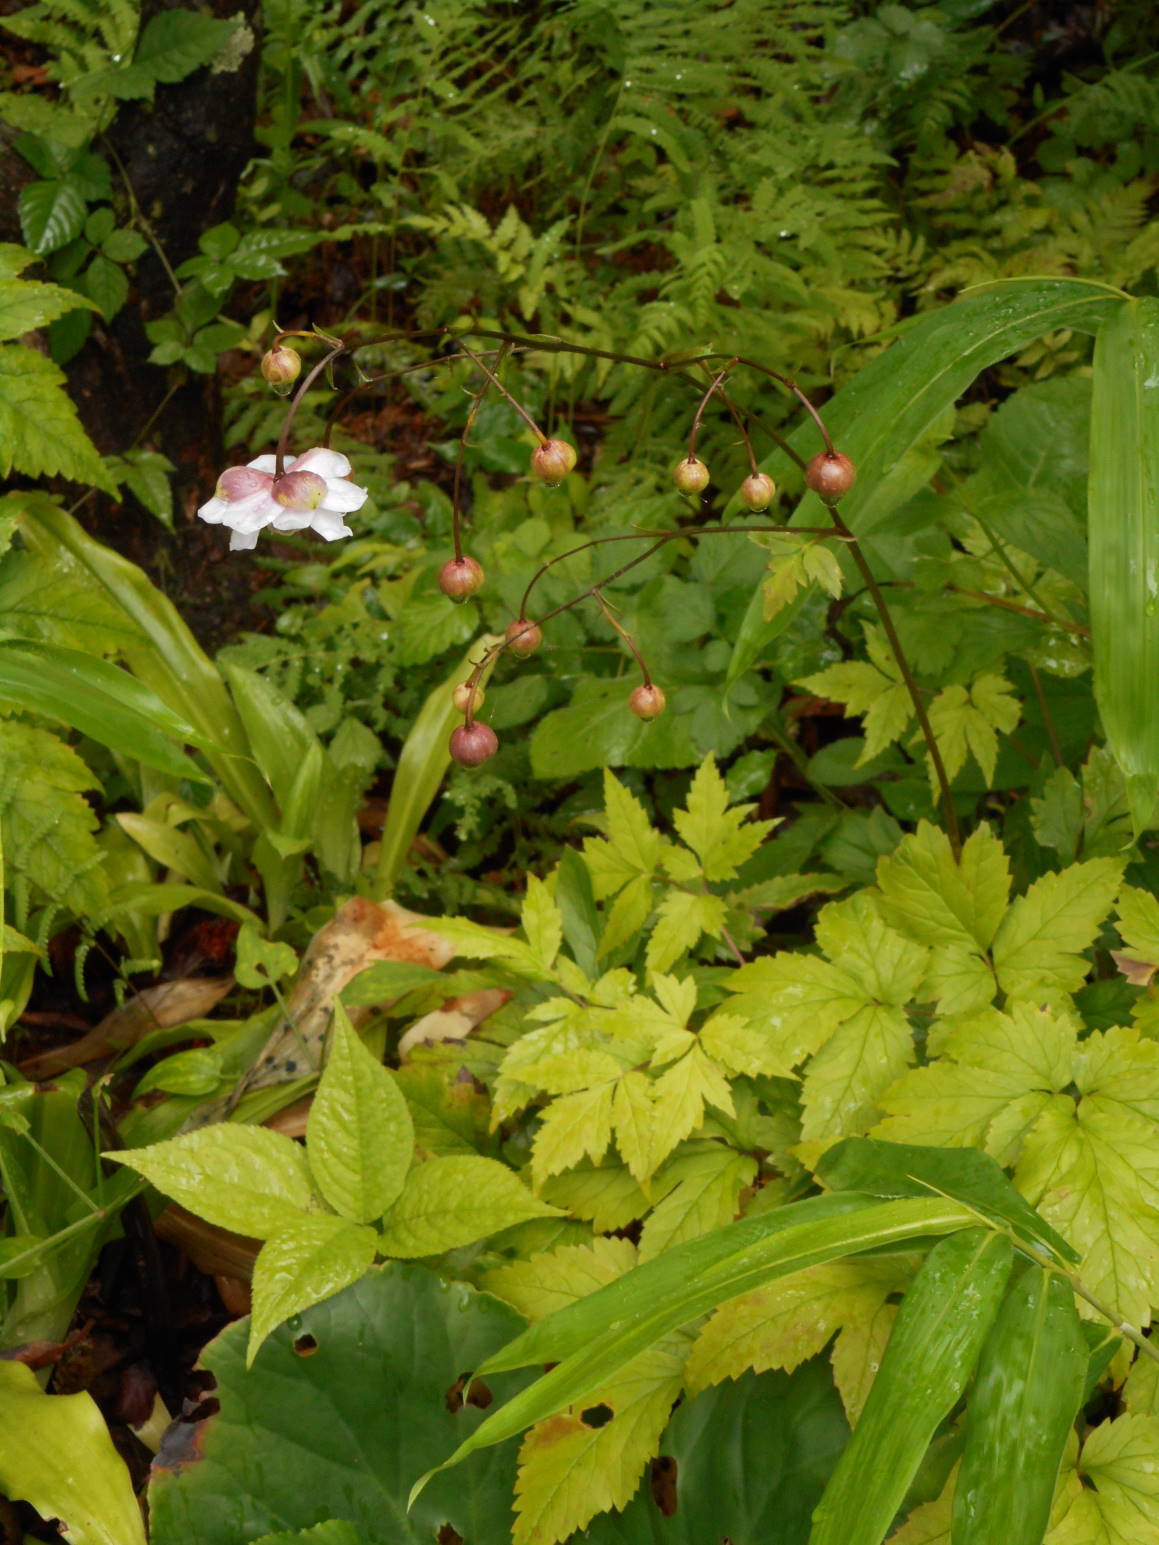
<box><xmin>196</xmin><ymin>495</ymin><xmax>233</xmax><ymax>525</ymax></box>
<box><xmin>229</xmin><ymin>528</ymin><xmax>261</xmax><ymax>551</ymax></box>
<box><xmin>319</xmin><ymin>477</ymin><xmax>369</xmax><ymax>514</ymax></box>
<box><xmin>270</xmin><ymin>507</ymin><xmax>316</xmax><ymax>532</ymax></box>
<box><xmin>309</xmin><ymin>510</ymin><xmax>353</xmax><ymax>542</ymax></box>
<box><xmin>247</xmin><ymin>454</ymin><xmax>279</xmax><ymax>475</ymax></box>
<box><xmin>291</xmin><ymin>447</ymin><xmax>352</xmax><ymax>480</ymax></box>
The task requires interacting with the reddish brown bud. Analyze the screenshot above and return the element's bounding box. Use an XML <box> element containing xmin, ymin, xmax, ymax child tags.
<box><xmin>804</xmin><ymin>451</ymin><xmax>857</xmax><ymax>504</ymax></box>
<box><xmin>506</xmin><ymin>619</ymin><xmax>543</xmax><ymax>656</ymax></box>
<box><xmin>450</xmin><ymin>722</ymin><xmax>498</xmax><ymax>767</ymax></box>
<box><xmin>739</xmin><ymin>472</ymin><xmax>776</xmax><ymax>511</ymax></box>
<box><xmin>452</xmin><ymin>681</ymin><xmax>485</xmax><ymax>714</ymax></box>
<box><xmin>438</xmin><ymin>555</ymin><xmax>485</xmax><ymax>602</ymax></box>
<box><xmin>629</xmin><ymin>684</ymin><xmax>667</xmax><ymax>720</ymax></box>
<box><xmin>674</xmin><ymin>456</ymin><xmax>710</xmax><ymax>495</ymax></box>
<box><xmin>530</xmin><ymin>439</ymin><xmax>577</xmax><ymax>486</ymax></box>
<box><xmin>217</xmin><ymin>465</ymin><xmax>273</xmax><ymax>501</ymax></box>
<box><xmin>261</xmin><ymin>344</ymin><xmax>301</xmax><ymax>392</ymax></box>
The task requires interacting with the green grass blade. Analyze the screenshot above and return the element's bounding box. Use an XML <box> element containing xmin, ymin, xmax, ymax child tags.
<box><xmin>373</xmin><ymin>634</ymin><xmax>502</xmax><ymax>898</ymax></box>
<box><xmin>952</xmin><ymin>1265</ymin><xmax>1086</xmax><ymax>1545</ymax></box>
<box><xmin>809</xmin><ymin>1228</ymin><xmax>1013</xmax><ymax>1545</ymax></box>
<box><xmin>1089</xmin><ymin>298</ymin><xmax>1159</xmax><ymax>830</ymax></box>
<box><xmin>409</xmin><ymin>1194</ymin><xmax>976</xmax><ymax>1506</ymax></box>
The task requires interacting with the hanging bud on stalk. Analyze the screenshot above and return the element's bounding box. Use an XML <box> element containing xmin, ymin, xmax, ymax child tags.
<box><xmin>438</xmin><ymin>555</ymin><xmax>485</xmax><ymax>602</ymax></box>
<box><xmin>261</xmin><ymin>344</ymin><xmax>302</xmax><ymax>394</ymax></box>
<box><xmin>673</xmin><ymin>456</ymin><xmax>710</xmax><ymax>495</ymax></box>
<box><xmin>452</xmin><ymin>681</ymin><xmax>485</xmax><ymax>714</ymax></box>
<box><xmin>804</xmin><ymin>451</ymin><xmax>857</xmax><ymax>505</ymax></box>
<box><xmin>450</xmin><ymin>722</ymin><xmax>499</xmax><ymax>767</ymax></box>
<box><xmin>506</xmin><ymin>619</ymin><xmax>543</xmax><ymax>656</ymax></box>
<box><xmin>629</xmin><ymin>684</ymin><xmax>666</xmax><ymax>720</ymax></box>
<box><xmin>739</xmin><ymin>472</ymin><xmax>776</xmax><ymax>511</ymax></box>
<box><xmin>530</xmin><ymin>439</ymin><xmax>577</xmax><ymax>487</ymax></box>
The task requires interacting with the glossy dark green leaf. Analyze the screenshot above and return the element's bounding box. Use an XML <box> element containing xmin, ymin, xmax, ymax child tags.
<box><xmin>809</xmin><ymin>1228</ymin><xmax>1013</xmax><ymax>1545</ymax></box>
<box><xmin>952</xmin><ymin>1266</ymin><xmax>1086</xmax><ymax>1545</ymax></box>
<box><xmin>817</xmin><ymin>1136</ymin><xmax>1078</xmax><ymax>1263</ymax></box>
<box><xmin>147</xmin><ymin>1264</ymin><xmax>534</xmax><ymax>1545</ymax></box>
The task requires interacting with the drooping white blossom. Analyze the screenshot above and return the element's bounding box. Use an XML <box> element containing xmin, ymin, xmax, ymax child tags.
<box><xmin>197</xmin><ymin>447</ymin><xmax>368</xmax><ymax>551</ymax></box>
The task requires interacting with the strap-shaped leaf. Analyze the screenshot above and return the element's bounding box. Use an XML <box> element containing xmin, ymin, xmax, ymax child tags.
<box><xmin>410</xmin><ymin>1193</ymin><xmax>976</xmax><ymax>1504</ymax></box>
<box><xmin>1089</xmin><ymin>298</ymin><xmax>1159</xmax><ymax>829</ymax></box>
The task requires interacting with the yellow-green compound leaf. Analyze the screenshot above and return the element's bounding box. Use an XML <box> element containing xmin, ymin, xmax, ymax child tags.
<box><xmin>0</xmin><ymin>343</ymin><xmax>114</xmax><ymax>488</ymax></box>
<box><xmin>512</xmin><ymin>1332</ymin><xmax>689</xmax><ymax>1545</ymax></box>
<box><xmin>799</xmin><ymin>657</ymin><xmax>913</xmax><ymax>763</ymax></box>
<box><xmin>531</xmin><ymin>1083</ymin><xmax>616</xmax><ymax>1187</ymax></box>
<box><xmin>521</xmin><ymin>874</ymin><xmax>563</xmax><ymax>972</ymax></box>
<box><xmin>876</xmin><ymin>820</ymin><xmax>1011</xmax><ymax>952</ymax></box>
<box><xmin>954</xmin><ymin>1264</ymin><xmax>1087</xmax><ymax>1545</ymax></box>
<box><xmin>800</xmin><ymin>1001</ymin><xmax>915</xmax><ymax>1142</ymax></box>
<box><xmin>0</xmin><ymin>1360</ymin><xmax>145</xmax><ymax>1545</ymax></box>
<box><xmin>582</xmin><ymin>771</ymin><xmax>663</xmax><ymax>899</ymax></box>
<box><xmin>813</xmin><ymin>891</ymin><xmax>929</xmax><ymax>1007</ymax></box>
<box><xmin>107</xmin><ymin>1125</ymin><xmax>317</xmax><ymax>1239</ymax></box>
<box><xmin>306</xmin><ymin>1004</ymin><xmax>414</xmax><ymax>1223</ymax></box>
<box><xmin>699</xmin><ymin>1011</ymin><xmax>797</xmax><ymax>1080</ymax></box>
<box><xmin>831</xmin><ymin>1298</ymin><xmax>899</xmax><ymax>1426</ymax></box>
<box><xmin>809</xmin><ymin>1228</ymin><xmax>1012</xmax><ymax>1545</ymax></box>
<box><xmin>248</xmin><ymin>1215</ymin><xmax>378</xmax><ymax>1367</ymax></box>
<box><xmin>684</xmin><ymin>1257</ymin><xmax>905</xmax><ymax>1397</ymax></box>
<box><xmin>482</xmin><ymin>1237</ymin><xmax>638</xmax><ymax>1323</ymax></box>
<box><xmin>612</xmin><ymin>1070</ymin><xmax>661</xmax><ymax>1183</ymax></box>
<box><xmin>1048</xmin><ymin>1414</ymin><xmax>1159</xmax><ymax>1545</ymax></box>
<box><xmin>645</xmin><ymin>889</ymin><xmax>727</xmax><ymax>974</ymax></box>
<box><xmin>0</xmin><ymin>275</ymin><xmax>97</xmax><ymax>341</ymax></box>
<box><xmin>650</xmin><ymin>1045</ymin><xmax>735</xmax><ymax>1152</ymax></box>
<box><xmin>926</xmin><ymin>674</ymin><xmax>1020</xmax><ymax>787</ymax></box>
<box><xmin>725</xmin><ymin>953</ymin><xmax>867</xmax><ymax>1067</ymax></box>
<box><xmin>379</xmin><ymin>1155</ymin><xmax>562</xmax><ymax>1257</ymax></box>
<box><xmin>1124</xmin><ymin>1354</ymin><xmax>1159</xmax><ymax>1417</ymax></box>
<box><xmin>0</xmin><ymin>720</ymin><xmax>108</xmax><ymax>918</ymax></box>
<box><xmin>637</xmin><ymin>1146</ymin><xmax>756</xmax><ymax>1263</ymax></box>
<box><xmin>672</xmin><ymin>754</ymin><xmax>774</xmax><ymax>882</ymax></box>
<box><xmin>992</xmin><ymin>858</ymin><xmax>1124</xmax><ymax>1000</ymax></box>
<box><xmin>1113</xmin><ymin>885</ymin><xmax>1159</xmax><ymax>984</ymax></box>
<box><xmin>1090</xmin><ymin>298</ymin><xmax>1159</xmax><ymax>831</ymax></box>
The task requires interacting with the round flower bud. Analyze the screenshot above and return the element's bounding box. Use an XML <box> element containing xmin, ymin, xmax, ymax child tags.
<box><xmin>217</xmin><ymin>465</ymin><xmax>273</xmax><ymax>502</ymax></box>
<box><xmin>450</xmin><ymin>722</ymin><xmax>498</xmax><ymax>767</ymax></box>
<box><xmin>273</xmin><ymin>469</ymin><xmax>328</xmax><ymax>511</ymax></box>
<box><xmin>505</xmin><ymin>618</ymin><xmax>543</xmax><ymax>656</ymax></box>
<box><xmin>629</xmin><ymin>684</ymin><xmax>667</xmax><ymax>720</ymax></box>
<box><xmin>530</xmin><ymin>439</ymin><xmax>577</xmax><ymax>486</ymax></box>
<box><xmin>674</xmin><ymin>456</ymin><xmax>710</xmax><ymax>495</ymax></box>
<box><xmin>452</xmin><ymin>681</ymin><xmax>485</xmax><ymax>714</ymax></box>
<box><xmin>739</xmin><ymin>472</ymin><xmax>776</xmax><ymax>511</ymax></box>
<box><xmin>804</xmin><ymin>451</ymin><xmax>857</xmax><ymax>505</ymax></box>
<box><xmin>261</xmin><ymin>345</ymin><xmax>302</xmax><ymax>393</ymax></box>
<box><xmin>438</xmin><ymin>555</ymin><xmax>485</xmax><ymax>603</ymax></box>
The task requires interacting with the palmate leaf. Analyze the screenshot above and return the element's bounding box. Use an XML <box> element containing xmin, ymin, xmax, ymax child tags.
<box><xmin>1047</xmin><ymin>1414</ymin><xmax>1159</xmax><ymax>1545</ymax></box>
<box><xmin>0</xmin><ymin>272</ymin><xmax>97</xmax><ymax>340</ymax></box>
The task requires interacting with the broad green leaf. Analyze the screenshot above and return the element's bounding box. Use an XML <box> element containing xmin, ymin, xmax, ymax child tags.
<box><xmin>483</xmin><ymin>1238</ymin><xmax>638</xmax><ymax>1323</ymax></box>
<box><xmin>411</xmin><ymin>1194</ymin><xmax>977</xmax><ymax>1503</ymax></box>
<box><xmin>306</xmin><ymin>1005</ymin><xmax>414</xmax><ymax>1222</ymax></box>
<box><xmin>684</xmin><ymin>1256</ymin><xmax>905</xmax><ymax>1396</ymax></box>
<box><xmin>513</xmin><ymin>1333</ymin><xmax>689</xmax><ymax>1545</ymax></box>
<box><xmin>0</xmin><ymin>547</ymin><xmax>141</xmax><ymax>653</ymax></box>
<box><xmin>953</xmin><ymin>1265</ymin><xmax>1087</xmax><ymax>1545</ymax></box>
<box><xmin>373</xmin><ymin>636</ymin><xmax>502</xmax><ymax>897</ymax></box>
<box><xmin>531</xmin><ymin>675</ymin><xmax>702</xmax><ymax>778</ymax></box>
<box><xmin>0</xmin><ymin>1360</ymin><xmax>145</xmax><ymax>1545</ymax></box>
<box><xmin>147</xmin><ymin>1264</ymin><xmax>533</xmax><ymax>1545</ymax></box>
<box><xmin>876</xmin><ymin>820</ymin><xmax>1011</xmax><ymax>952</ymax></box>
<box><xmin>0</xmin><ymin>721</ymin><xmax>107</xmax><ymax>918</ymax></box>
<box><xmin>18</xmin><ymin>177</ymin><xmax>85</xmax><ymax>254</ymax></box>
<box><xmin>1089</xmin><ymin>299</ymin><xmax>1159</xmax><ymax>830</ymax></box>
<box><xmin>248</xmin><ymin>1215</ymin><xmax>378</xmax><ymax>1366</ymax></box>
<box><xmin>819</xmin><ymin>1135</ymin><xmax>1079</xmax><ymax>1264</ymax></box>
<box><xmin>74</xmin><ymin>10</ymin><xmax>238</xmax><ymax>101</ymax></box>
<box><xmin>115</xmin><ymin>812</ymin><xmax>220</xmax><ymax>893</ymax></box>
<box><xmin>107</xmin><ymin>1125</ymin><xmax>317</xmax><ymax>1239</ymax></box>
<box><xmin>992</xmin><ymin>859</ymin><xmax>1123</xmax><ymax>999</ymax></box>
<box><xmin>379</xmin><ymin>1156</ymin><xmax>561</xmax><ymax>1257</ymax></box>
<box><xmin>0</xmin><ymin>275</ymin><xmax>97</xmax><ymax>340</ymax></box>
<box><xmin>0</xmin><ymin>346</ymin><xmax>113</xmax><ymax>488</ymax></box>
<box><xmin>104</xmin><ymin>881</ymin><xmax>261</xmax><ymax>928</ymax></box>
<box><xmin>253</xmin><ymin>1524</ymin><xmax>362</xmax><ymax>1545</ymax></box>
<box><xmin>234</xmin><ymin>924</ymin><xmax>298</xmax><ymax>989</ymax></box>
<box><xmin>808</xmin><ymin>1229</ymin><xmax>1012</xmax><ymax>1545</ymax></box>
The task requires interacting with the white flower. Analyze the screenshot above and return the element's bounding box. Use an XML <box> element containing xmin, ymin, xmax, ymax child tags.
<box><xmin>197</xmin><ymin>447</ymin><xmax>369</xmax><ymax>551</ymax></box>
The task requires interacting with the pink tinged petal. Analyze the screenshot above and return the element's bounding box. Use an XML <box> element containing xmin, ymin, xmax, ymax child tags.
<box><xmin>291</xmin><ymin>447</ymin><xmax>352</xmax><ymax>480</ymax></box>
<box><xmin>217</xmin><ymin>465</ymin><xmax>274</xmax><ymax>501</ymax></box>
<box><xmin>309</xmin><ymin>510</ymin><xmax>353</xmax><ymax>542</ymax></box>
<box><xmin>197</xmin><ymin>495</ymin><xmax>233</xmax><ymax>525</ymax></box>
<box><xmin>319</xmin><ymin>477</ymin><xmax>369</xmax><ymax>514</ymax></box>
<box><xmin>247</xmin><ymin>454</ymin><xmax>279</xmax><ymax>475</ymax></box>
<box><xmin>223</xmin><ymin>490</ymin><xmax>283</xmax><ymax>533</ymax></box>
